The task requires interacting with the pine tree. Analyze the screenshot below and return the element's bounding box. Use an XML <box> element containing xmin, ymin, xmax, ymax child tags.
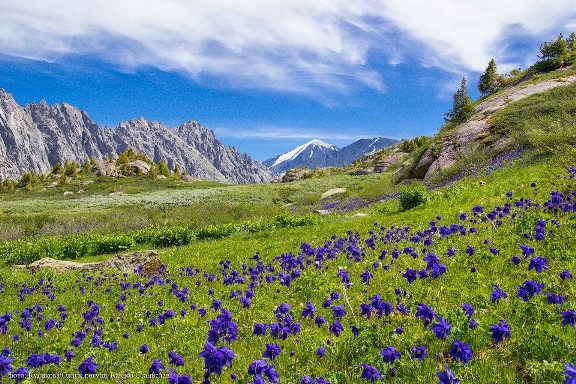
<box><xmin>568</xmin><ymin>32</ymin><xmax>576</xmax><ymax>52</ymax></box>
<box><xmin>173</xmin><ymin>164</ymin><xmax>181</xmax><ymax>179</ymax></box>
<box><xmin>81</xmin><ymin>156</ymin><xmax>92</xmax><ymax>175</ymax></box>
<box><xmin>147</xmin><ymin>164</ymin><xmax>159</xmax><ymax>180</ymax></box>
<box><xmin>539</xmin><ymin>33</ymin><xmax>567</xmax><ymax>61</ymax></box>
<box><xmin>64</xmin><ymin>160</ymin><xmax>79</xmax><ymax>178</ymax></box>
<box><xmin>478</xmin><ymin>59</ymin><xmax>500</xmax><ymax>96</ymax></box>
<box><xmin>158</xmin><ymin>160</ymin><xmax>171</xmax><ymax>178</ymax></box>
<box><xmin>445</xmin><ymin>77</ymin><xmax>475</xmax><ymax>124</ymax></box>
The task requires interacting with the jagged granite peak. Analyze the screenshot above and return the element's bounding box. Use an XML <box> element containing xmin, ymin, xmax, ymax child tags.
<box><xmin>264</xmin><ymin>137</ymin><xmax>398</xmax><ymax>174</ymax></box>
<box><xmin>113</xmin><ymin>118</ymin><xmax>228</xmax><ymax>182</ymax></box>
<box><xmin>0</xmin><ymin>89</ymin><xmax>51</xmax><ymax>179</ymax></box>
<box><xmin>0</xmin><ymin>89</ymin><xmax>272</xmax><ymax>183</ymax></box>
<box><xmin>176</xmin><ymin>121</ymin><xmax>272</xmax><ymax>183</ymax></box>
<box><xmin>25</xmin><ymin>100</ymin><xmax>116</xmax><ymax>165</ymax></box>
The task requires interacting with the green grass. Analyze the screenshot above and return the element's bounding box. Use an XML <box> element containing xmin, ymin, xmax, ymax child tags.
<box><xmin>1</xmin><ymin>149</ymin><xmax>576</xmax><ymax>383</ymax></box>
<box><xmin>1</xmin><ymin>69</ymin><xmax>576</xmax><ymax>383</ymax></box>
<box><xmin>491</xmin><ymin>82</ymin><xmax>576</xmax><ymax>148</ymax></box>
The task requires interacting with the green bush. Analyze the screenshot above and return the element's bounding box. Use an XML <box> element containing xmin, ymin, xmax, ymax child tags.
<box><xmin>399</xmin><ymin>186</ymin><xmax>429</xmax><ymax>211</ymax></box>
<box><xmin>92</xmin><ymin>234</ymin><xmax>135</xmax><ymax>254</ymax></box>
<box><xmin>133</xmin><ymin>226</ymin><xmax>193</xmax><ymax>247</ymax></box>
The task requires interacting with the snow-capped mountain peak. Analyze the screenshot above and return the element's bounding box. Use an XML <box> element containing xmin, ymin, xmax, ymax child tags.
<box><xmin>270</xmin><ymin>139</ymin><xmax>336</xmax><ymax>168</ymax></box>
<box><xmin>263</xmin><ymin>137</ymin><xmax>399</xmax><ymax>175</ymax></box>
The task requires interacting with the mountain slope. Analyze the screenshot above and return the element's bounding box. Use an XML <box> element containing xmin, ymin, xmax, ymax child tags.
<box><xmin>263</xmin><ymin>140</ymin><xmax>339</xmax><ymax>174</ymax></box>
<box><xmin>264</xmin><ymin>137</ymin><xmax>398</xmax><ymax>174</ymax></box>
<box><xmin>0</xmin><ymin>89</ymin><xmax>272</xmax><ymax>183</ymax></box>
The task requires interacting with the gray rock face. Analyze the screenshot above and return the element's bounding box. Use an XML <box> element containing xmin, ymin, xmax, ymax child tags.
<box><xmin>0</xmin><ymin>90</ymin><xmax>51</xmax><ymax>179</ymax></box>
<box><xmin>0</xmin><ymin>89</ymin><xmax>272</xmax><ymax>183</ymax></box>
<box><xmin>422</xmin><ymin>75</ymin><xmax>576</xmax><ymax>182</ymax></box>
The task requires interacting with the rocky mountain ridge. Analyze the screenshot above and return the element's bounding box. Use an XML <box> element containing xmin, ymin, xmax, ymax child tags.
<box><xmin>0</xmin><ymin>89</ymin><xmax>272</xmax><ymax>183</ymax></box>
<box><xmin>264</xmin><ymin>137</ymin><xmax>398</xmax><ymax>174</ymax></box>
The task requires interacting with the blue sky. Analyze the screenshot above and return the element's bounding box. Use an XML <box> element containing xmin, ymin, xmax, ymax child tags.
<box><xmin>1</xmin><ymin>1</ymin><xmax>575</xmax><ymax>161</ymax></box>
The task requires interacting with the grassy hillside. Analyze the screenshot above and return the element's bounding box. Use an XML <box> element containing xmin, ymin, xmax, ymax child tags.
<box><xmin>0</xmin><ymin>147</ymin><xmax>575</xmax><ymax>383</ymax></box>
<box><xmin>1</xmin><ymin>65</ymin><xmax>576</xmax><ymax>382</ymax></box>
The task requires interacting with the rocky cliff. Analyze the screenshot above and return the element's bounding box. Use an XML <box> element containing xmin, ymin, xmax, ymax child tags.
<box><xmin>0</xmin><ymin>89</ymin><xmax>272</xmax><ymax>183</ymax></box>
<box><xmin>413</xmin><ymin>75</ymin><xmax>576</xmax><ymax>182</ymax></box>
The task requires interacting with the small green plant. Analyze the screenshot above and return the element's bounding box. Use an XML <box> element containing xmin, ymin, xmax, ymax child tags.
<box><xmin>399</xmin><ymin>186</ymin><xmax>428</xmax><ymax>211</ymax></box>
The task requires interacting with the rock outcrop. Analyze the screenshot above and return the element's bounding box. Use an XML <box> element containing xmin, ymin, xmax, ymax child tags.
<box><xmin>0</xmin><ymin>89</ymin><xmax>273</xmax><ymax>183</ymax></box>
<box><xmin>420</xmin><ymin>75</ymin><xmax>576</xmax><ymax>181</ymax></box>
<box><xmin>13</xmin><ymin>250</ymin><xmax>162</xmax><ymax>275</ymax></box>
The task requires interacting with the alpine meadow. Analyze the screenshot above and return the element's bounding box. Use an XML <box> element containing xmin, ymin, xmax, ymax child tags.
<box><xmin>2</xmin><ymin>31</ymin><xmax>576</xmax><ymax>384</ymax></box>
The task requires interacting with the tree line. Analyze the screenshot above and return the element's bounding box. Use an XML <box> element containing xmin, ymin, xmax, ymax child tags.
<box><xmin>0</xmin><ymin>149</ymin><xmax>186</xmax><ymax>193</ymax></box>
<box><xmin>445</xmin><ymin>32</ymin><xmax>576</xmax><ymax>125</ymax></box>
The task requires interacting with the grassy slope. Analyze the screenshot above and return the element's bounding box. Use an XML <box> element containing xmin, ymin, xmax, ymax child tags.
<box><xmin>1</xmin><ymin>72</ymin><xmax>576</xmax><ymax>383</ymax></box>
<box><xmin>1</xmin><ymin>150</ymin><xmax>575</xmax><ymax>383</ymax></box>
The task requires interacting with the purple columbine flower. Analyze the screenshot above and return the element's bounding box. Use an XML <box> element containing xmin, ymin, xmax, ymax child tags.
<box><xmin>561</xmin><ymin>309</ymin><xmax>576</xmax><ymax>327</ymax></box>
<box><xmin>262</xmin><ymin>343</ymin><xmax>281</xmax><ymax>361</ymax></box>
<box><xmin>489</xmin><ymin>319</ymin><xmax>511</xmax><ymax>343</ymax></box>
<box><xmin>565</xmin><ymin>363</ymin><xmax>576</xmax><ymax>383</ymax></box>
<box><xmin>380</xmin><ymin>346</ymin><xmax>400</xmax><ymax>363</ymax></box>
<box><xmin>450</xmin><ymin>339</ymin><xmax>473</xmax><ymax>364</ymax></box>
<box><xmin>462</xmin><ymin>303</ymin><xmax>475</xmax><ymax>318</ymax></box>
<box><xmin>78</xmin><ymin>356</ymin><xmax>97</xmax><ymax>377</ymax></box>
<box><xmin>411</xmin><ymin>346</ymin><xmax>427</xmax><ymax>361</ymax></box>
<box><xmin>431</xmin><ymin>317</ymin><xmax>452</xmax><ymax>340</ymax></box>
<box><xmin>517</xmin><ymin>280</ymin><xmax>544</xmax><ymax>302</ymax></box>
<box><xmin>491</xmin><ymin>285</ymin><xmax>508</xmax><ymax>303</ymax></box>
<box><xmin>437</xmin><ymin>365</ymin><xmax>460</xmax><ymax>384</ymax></box>
<box><xmin>360</xmin><ymin>364</ymin><xmax>383</xmax><ymax>383</ymax></box>
<box><xmin>528</xmin><ymin>257</ymin><xmax>549</xmax><ymax>273</ymax></box>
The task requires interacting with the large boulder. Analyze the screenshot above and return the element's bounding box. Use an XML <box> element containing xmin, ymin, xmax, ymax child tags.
<box><xmin>14</xmin><ymin>250</ymin><xmax>162</xmax><ymax>275</ymax></box>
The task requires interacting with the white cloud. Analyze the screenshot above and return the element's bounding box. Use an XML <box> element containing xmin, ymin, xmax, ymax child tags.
<box><xmin>213</xmin><ymin>125</ymin><xmax>377</xmax><ymax>142</ymax></box>
<box><xmin>1</xmin><ymin>0</ymin><xmax>574</xmax><ymax>93</ymax></box>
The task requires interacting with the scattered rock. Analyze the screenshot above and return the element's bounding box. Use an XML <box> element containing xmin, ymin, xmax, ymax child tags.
<box><xmin>413</xmin><ymin>148</ymin><xmax>435</xmax><ymax>179</ymax></box>
<box><xmin>321</xmin><ymin>188</ymin><xmax>347</xmax><ymax>199</ymax></box>
<box><xmin>63</xmin><ymin>191</ymin><xmax>73</xmax><ymax>196</ymax></box>
<box><xmin>13</xmin><ymin>250</ymin><xmax>161</xmax><ymax>275</ymax></box>
<box><xmin>180</xmin><ymin>174</ymin><xmax>197</xmax><ymax>182</ymax></box>
<box><xmin>281</xmin><ymin>168</ymin><xmax>308</xmax><ymax>182</ymax></box>
<box><xmin>374</xmin><ymin>152</ymin><xmax>409</xmax><ymax>173</ymax></box>
<box><xmin>81</xmin><ymin>180</ymin><xmax>94</xmax><ymax>186</ymax></box>
<box><xmin>129</xmin><ymin>160</ymin><xmax>151</xmax><ymax>175</ymax></box>
<box><xmin>351</xmin><ymin>169</ymin><xmax>374</xmax><ymax>176</ymax></box>
<box><xmin>315</xmin><ymin>209</ymin><xmax>331</xmax><ymax>216</ymax></box>
<box><xmin>352</xmin><ymin>212</ymin><xmax>368</xmax><ymax>217</ymax></box>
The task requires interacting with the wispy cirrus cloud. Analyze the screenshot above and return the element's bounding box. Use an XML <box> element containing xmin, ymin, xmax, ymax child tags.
<box><xmin>212</xmin><ymin>125</ymin><xmax>383</xmax><ymax>142</ymax></box>
<box><xmin>1</xmin><ymin>0</ymin><xmax>574</xmax><ymax>94</ymax></box>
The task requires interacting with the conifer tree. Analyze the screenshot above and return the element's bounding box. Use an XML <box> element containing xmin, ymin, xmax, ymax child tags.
<box><xmin>173</xmin><ymin>164</ymin><xmax>181</xmax><ymax>179</ymax></box>
<box><xmin>478</xmin><ymin>59</ymin><xmax>500</xmax><ymax>96</ymax></box>
<box><xmin>539</xmin><ymin>33</ymin><xmax>567</xmax><ymax>61</ymax></box>
<box><xmin>81</xmin><ymin>156</ymin><xmax>92</xmax><ymax>175</ymax></box>
<box><xmin>158</xmin><ymin>160</ymin><xmax>171</xmax><ymax>177</ymax></box>
<box><xmin>445</xmin><ymin>77</ymin><xmax>475</xmax><ymax>124</ymax></box>
<box><xmin>568</xmin><ymin>32</ymin><xmax>576</xmax><ymax>53</ymax></box>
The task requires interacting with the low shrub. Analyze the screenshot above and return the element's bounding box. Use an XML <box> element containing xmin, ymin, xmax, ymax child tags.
<box><xmin>399</xmin><ymin>186</ymin><xmax>429</xmax><ymax>211</ymax></box>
